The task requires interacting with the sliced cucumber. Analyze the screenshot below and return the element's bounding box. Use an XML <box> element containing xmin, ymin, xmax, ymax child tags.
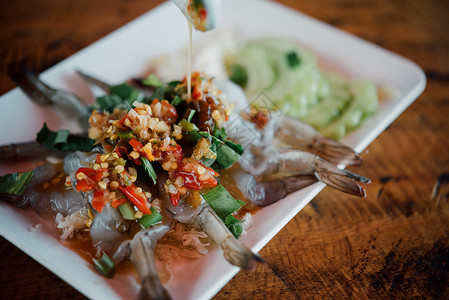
<box><xmin>225</xmin><ymin>44</ymin><xmax>277</xmax><ymax>99</ymax></box>
<box><xmin>224</xmin><ymin>38</ymin><xmax>379</xmax><ymax>140</ymax></box>
<box><xmin>319</xmin><ymin>79</ymin><xmax>378</xmax><ymax>140</ymax></box>
<box><xmin>301</xmin><ymin>73</ymin><xmax>352</xmax><ymax>128</ymax></box>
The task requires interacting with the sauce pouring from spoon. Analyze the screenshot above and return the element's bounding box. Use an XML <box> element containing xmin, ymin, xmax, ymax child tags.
<box><xmin>171</xmin><ymin>0</ymin><xmax>221</xmax><ymax>100</ymax></box>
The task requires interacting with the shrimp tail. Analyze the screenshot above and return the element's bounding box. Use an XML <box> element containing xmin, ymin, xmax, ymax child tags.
<box><xmin>76</xmin><ymin>70</ymin><xmax>112</xmax><ymax>93</ymax></box>
<box><xmin>315</xmin><ymin>171</ymin><xmax>366</xmax><ymax>197</ymax></box>
<box><xmin>312</xmin><ymin>157</ymin><xmax>367</xmax><ymax>197</ymax></box>
<box><xmin>8</xmin><ymin>64</ymin><xmax>54</xmax><ymax>106</ymax></box>
<box><xmin>313</xmin><ymin>136</ymin><xmax>363</xmax><ymax>167</ymax></box>
<box><xmin>251</xmin><ymin>175</ymin><xmax>317</xmax><ymax>206</ymax></box>
<box><xmin>128</xmin><ymin>226</ymin><xmax>171</xmax><ymax>300</ymax></box>
<box><xmin>276</xmin><ymin>115</ymin><xmax>362</xmax><ymax>166</ymax></box>
<box><xmin>196</xmin><ymin>204</ymin><xmax>265</xmax><ymax>270</ymax></box>
<box><xmin>342</xmin><ymin>169</ymin><xmax>371</xmax><ymax>183</ymax></box>
<box><xmin>8</xmin><ymin>65</ymin><xmax>91</xmax><ymax>131</ymax></box>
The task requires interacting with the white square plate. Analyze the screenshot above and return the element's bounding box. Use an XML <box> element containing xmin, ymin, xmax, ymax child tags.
<box><xmin>0</xmin><ymin>1</ymin><xmax>425</xmax><ymax>299</ymax></box>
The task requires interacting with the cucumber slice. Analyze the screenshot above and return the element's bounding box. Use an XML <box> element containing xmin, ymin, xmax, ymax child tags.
<box><xmin>224</xmin><ymin>38</ymin><xmax>379</xmax><ymax>140</ymax></box>
<box><xmin>319</xmin><ymin>79</ymin><xmax>378</xmax><ymax>140</ymax></box>
<box><xmin>301</xmin><ymin>73</ymin><xmax>352</xmax><ymax>128</ymax></box>
<box><xmin>225</xmin><ymin>45</ymin><xmax>276</xmax><ymax>99</ymax></box>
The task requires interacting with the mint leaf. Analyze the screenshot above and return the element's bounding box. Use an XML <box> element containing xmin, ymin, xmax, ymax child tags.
<box><xmin>36</xmin><ymin>123</ymin><xmax>94</xmax><ymax>151</ymax></box>
<box><xmin>0</xmin><ymin>171</ymin><xmax>33</xmax><ymax>195</ymax></box>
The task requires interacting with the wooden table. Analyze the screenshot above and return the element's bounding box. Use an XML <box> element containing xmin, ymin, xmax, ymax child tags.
<box><xmin>1</xmin><ymin>0</ymin><xmax>448</xmax><ymax>298</ymax></box>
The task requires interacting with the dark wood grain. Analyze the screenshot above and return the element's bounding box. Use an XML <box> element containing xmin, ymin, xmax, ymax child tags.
<box><xmin>1</xmin><ymin>0</ymin><xmax>449</xmax><ymax>299</ymax></box>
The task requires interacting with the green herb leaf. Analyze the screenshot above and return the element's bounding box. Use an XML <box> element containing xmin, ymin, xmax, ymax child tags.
<box><xmin>93</xmin><ymin>83</ymin><xmax>144</xmax><ymax>112</ymax></box>
<box><xmin>213</xmin><ymin>127</ymin><xmax>228</xmax><ymax>140</ymax></box>
<box><xmin>142</xmin><ymin>73</ymin><xmax>164</xmax><ymax>87</ymax></box>
<box><xmin>286</xmin><ymin>51</ymin><xmax>301</xmax><ymax>68</ymax></box>
<box><xmin>94</xmin><ymin>94</ymin><xmax>126</xmax><ymax>112</ymax></box>
<box><xmin>171</xmin><ymin>95</ymin><xmax>184</xmax><ymax>106</ymax></box>
<box><xmin>110</xmin><ymin>83</ymin><xmax>145</xmax><ymax>103</ymax></box>
<box><xmin>93</xmin><ymin>252</ymin><xmax>116</xmax><ymax>278</ymax></box>
<box><xmin>201</xmin><ymin>155</ymin><xmax>216</xmax><ymax>167</ymax></box>
<box><xmin>0</xmin><ymin>171</ymin><xmax>33</xmax><ymax>195</ymax></box>
<box><xmin>192</xmin><ymin>0</ymin><xmax>204</xmax><ymax>9</ymax></box>
<box><xmin>198</xmin><ymin>131</ymin><xmax>222</xmax><ymax>144</ymax></box>
<box><xmin>198</xmin><ymin>129</ymin><xmax>243</xmax><ymax>170</ymax></box>
<box><xmin>168</xmin><ymin>80</ymin><xmax>181</xmax><ymax>87</ymax></box>
<box><xmin>148</xmin><ymin>86</ymin><xmax>165</xmax><ymax>101</ymax></box>
<box><xmin>138</xmin><ymin>207</ymin><xmax>163</xmax><ymax>229</ymax></box>
<box><xmin>141</xmin><ymin>157</ymin><xmax>157</xmax><ymax>185</ymax></box>
<box><xmin>36</xmin><ymin>123</ymin><xmax>94</xmax><ymax>152</ymax></box>
<box><xmin>53</xmin><ymin>129</ymin><xmax>70</xmax><ymax>144</ymax></box>
<box><xmin>224</xmin><ymin>140</ymin><xmax>244</xmax><ymax>155</ymax></box>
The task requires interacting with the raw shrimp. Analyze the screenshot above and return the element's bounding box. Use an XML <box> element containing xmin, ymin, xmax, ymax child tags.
<box><xmin>157</xmin><ymin>173</ymin><xmax>264</xmax><ymax>270</ymax></box>
<box><xmin>240</xmin><ymin>148</ymin><xmax>367</xmax><ymax>197</ymax></box>
<box><xmin>8</xmin><ymin>65</ymin><xmax>91</xmax><ymax>132</ymax></box>
<box><xmin>231</xmin><ymin>169</ymin><xmax>317</xmax><ymax>206</ymax></box>
<box><xmin>0</xmin><ymin>66</ymin><xmax>93</xmax><ymax>160</ymax></box>
<box><xmin>113</xmin><ymin>223</ymin><xmax>172</xmax><ymax>300</ymax></box>
<box><xmin>129</xmin><ymin>225</ymin><xmax>171</xmax><ymax>300</ymax></box>
<box><xmin>273</xmin><ymin>115</ymin><xmax>362</xmax><ymax>166</ymax></box>
<box><xmin>223</xmin><ymin>109</ymin><xmax>367</xmax><ymax>197</ymax></box>
<box><xmin>0</xmin><ymin>141</ymin><xmax>64</xmax><ymax>160</ymax></box>
<box><xmin>217</xmin><ymin>79</ymin><xmax>362</xmax><ymax>166</ymax></box>
<box><xmin>0</xmin><ymin>163</ymin><xmax>57</xmax><ymax>208</ymax></box>
<box><xmin>0</xmin><ymin>163</ymin><xmax>89</xmax><ymax>217</ymax></box>
<box><xmin>90</xmin><ymin>204</ymin><xmax>131</xmax><ymax>254</ymax></box>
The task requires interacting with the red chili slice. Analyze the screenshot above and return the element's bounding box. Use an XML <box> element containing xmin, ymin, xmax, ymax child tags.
<box><xmin>91</xmin><ymin>189</ymin><xmax>107</xmax><ymax>213</ymax></box>
<box><xmin>172</xmin><ymin>161</ymin><xmax>218</xmax><ymax>191</ymax></box>
<box><xmin>170</xmin><ymin>190</ymin><xmax>180</xmax><ymax>207</ymax></box>
<box><xmin>115</xmin><ymin>146</ymin><xmax>127</xmax><ymax>158</ymax></box>
<box><xmin>119</xmin><ymin>184</ymin><xmax>151</xmax><ymax>215</ymax></box>
<box><xmin>75</xmin><ymin>167</ymin><xmax>107</xmax><ymax>192</ymax></box>
<box><xmin>111</xmin><ymin>198</ymin><xmax>127</xmax><ymax>209</ymax></box>
<box><xmin>129</xmin><ymin>138</ymin><xmax>143</xmax><ymax>151</ymax></box>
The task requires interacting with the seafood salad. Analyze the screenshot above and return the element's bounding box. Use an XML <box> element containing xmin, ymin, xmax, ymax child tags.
<box><xmin>0</xmin><ymin>1</ymin><xmax>372</xmax><ymax>296</ymax></box>
<box><xmin>0</xmin><ymin>65</ymin><xmax>368</xmax><ymax>298</ymax></box>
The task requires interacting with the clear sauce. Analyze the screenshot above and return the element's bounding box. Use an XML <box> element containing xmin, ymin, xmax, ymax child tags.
<box><xmin>187</xmin><ymin>20</ymin><xmax>193</xmax><ymax>100</ymax></box>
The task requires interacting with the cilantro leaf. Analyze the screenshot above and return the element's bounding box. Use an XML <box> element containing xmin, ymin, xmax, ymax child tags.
<box><xmin>94</xmin><ymin>94</ymin><xmax>126</xmax><ymax>112</ymax></box>
<box><xmin>0</xmin><ymin>171</ymin><xmax>33</xmax><ymax>195</ymax></box>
